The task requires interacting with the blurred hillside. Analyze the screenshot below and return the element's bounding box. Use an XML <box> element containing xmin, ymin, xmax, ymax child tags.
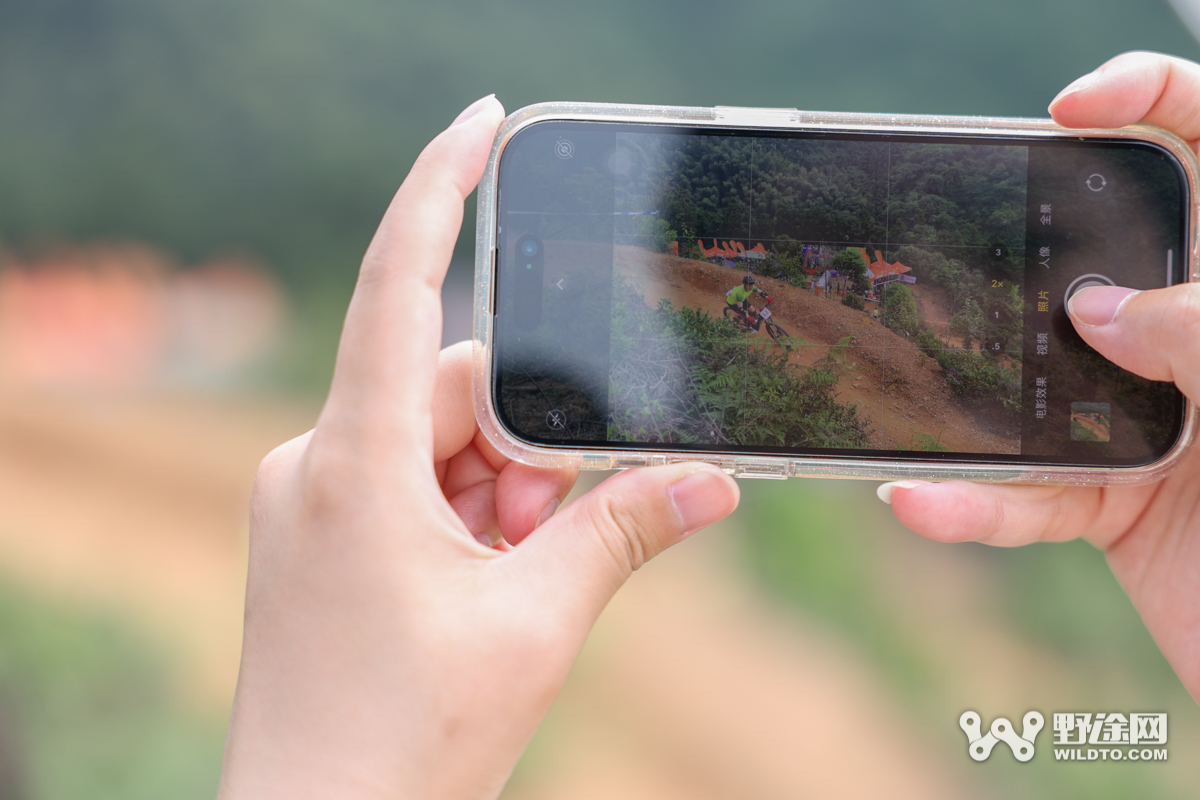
<box><xmin>1</xmin><ymin>0</ymin><xmax>1198</xmax><ymax>294</ymax></box>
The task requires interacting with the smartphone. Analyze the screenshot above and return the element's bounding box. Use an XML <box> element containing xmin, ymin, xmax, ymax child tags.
<box><xmin>472</xmin><ymin>103</ymin><xmax>1198</xmax><ymax>484</ymax></box>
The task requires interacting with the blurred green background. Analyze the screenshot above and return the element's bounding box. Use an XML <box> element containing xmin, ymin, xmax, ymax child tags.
<box><xmin>0</xmin><ymin>0</ymin><xmax>1198</xmax><ymax>797</ymax></box>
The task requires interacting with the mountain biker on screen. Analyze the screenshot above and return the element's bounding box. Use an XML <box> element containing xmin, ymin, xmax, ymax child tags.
<box><xmin>726</xmin><ymin>274</ymin><xmax>768</xmax><ymax>331</ymax></box>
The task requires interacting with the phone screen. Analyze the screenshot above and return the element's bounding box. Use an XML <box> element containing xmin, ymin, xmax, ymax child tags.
<box><xmin>492</xmin><ymin>121</ymin><xmax>1188</xmax><ymax>466</ymax></box>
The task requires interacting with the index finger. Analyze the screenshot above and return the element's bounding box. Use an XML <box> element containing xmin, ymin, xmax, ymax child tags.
<box><xmin>1049</xmin><ymin>51</ymin><xmax>1200</xmax><ymax>150</ymax></box>
<box><xmin>880</xmin><ymin>480</ymin><xmax>1158</xmax><ymax>550</ymax></box>
<box><xmin>322</xmin><ymin>96</ymin><xmax>506</xmax><ymax>452</ymax></box>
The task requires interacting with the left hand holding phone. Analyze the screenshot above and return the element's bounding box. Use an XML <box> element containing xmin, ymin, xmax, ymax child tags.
<box><xmin>217</xmin><ymin>95</ymin><xmax>740</xmax><ymax>798</ymax></box>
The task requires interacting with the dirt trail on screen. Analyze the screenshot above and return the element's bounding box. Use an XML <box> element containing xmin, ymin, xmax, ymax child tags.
<box><xmin>611</xmin><ymin>245</ymin><xmax>1015</xmax><ymax>453</ymax></box>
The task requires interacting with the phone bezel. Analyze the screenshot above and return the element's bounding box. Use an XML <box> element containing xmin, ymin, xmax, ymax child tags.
<box><xmin>473</xmin><ymin>102</ymin><xmax>1199</xmax><ymax>484</ymax></box>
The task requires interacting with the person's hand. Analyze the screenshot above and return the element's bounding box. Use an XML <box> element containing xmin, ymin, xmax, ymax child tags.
<box><xmin>879</xmin><ymin>51</ymin><xmax>1200</xmax><ymax>701</ymax></box>
<box><xmin>216</xmin><ymin>95</ymin><xmax>740</xmax><ymax>799</ymax></box>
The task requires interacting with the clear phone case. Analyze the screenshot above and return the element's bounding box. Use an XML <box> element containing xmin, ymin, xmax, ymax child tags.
<box><xmin>473</xmin><ymin>102</ymin><xmax>1199</xmax><ymax>485</ymax></box>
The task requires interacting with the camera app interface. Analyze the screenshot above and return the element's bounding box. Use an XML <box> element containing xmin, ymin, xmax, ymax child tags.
<box><xmin>494</xmin><ymin>123</ymin><xmax>1186</xmax><ymax>465</ymax></box>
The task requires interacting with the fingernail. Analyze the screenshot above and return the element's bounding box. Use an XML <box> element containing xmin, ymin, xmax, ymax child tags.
<box><xmin>1067</xmin><ymin>285</ymin><xmax>1139</xmax><ymax>327</ymax></box>
<box><xmin>1050</xmin><ymin>72</ymin><xmax>1099</xmax><ymax>110</ymax></box>
<box><xmin>451</xmin><ymin>94</ymin><xmax>496</xmax><ymax>127</ymax></box>
<box><xmin>669</xmin><ymin>468</ymin><xmax>737</xmax><ymax>537</ymax></box>
<box><xmin>536</xmin><ymin>497</ymin><xmax>560</xmax><ymax>528</ymax></box>
<box><xmin>474</xmin><ymin>532</ymin><xmax>493</xmax><ymax>547</ymax></box>
<box><xmin>876</xmin><ymin>480</ymin><xmax>930</xmax><ymax>505</ymax></box>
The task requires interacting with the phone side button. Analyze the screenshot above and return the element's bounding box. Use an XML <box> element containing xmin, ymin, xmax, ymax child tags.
<box><xmin>582</xmin><ymin>454</ymin><xmax>615</xmax><ymax>470</ymax></box>
<box><xmin>735</xmin><ymin>464</ymin><xmax>790</xmax><ymax>480</ymax></box>
<box><xmin>614</xmin><ymin>455</ymin><xmax>651</xmax><ymax>469</ymax></box>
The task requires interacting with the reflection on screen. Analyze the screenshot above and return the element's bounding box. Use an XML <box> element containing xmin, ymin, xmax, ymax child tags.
<box><xmin>495</xmin><ymin>124</ymin><xmax>1185</xmax><ymax>464</ymax></box>
<box><xmin>602</xmin><ymin>135</ymin><xmax>1026</xmax><ymax>454</ymax></box>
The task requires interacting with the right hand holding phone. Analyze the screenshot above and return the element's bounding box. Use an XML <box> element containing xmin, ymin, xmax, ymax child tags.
<box><xmin>880</xmin><ymin>51</ymin><xmax>1200</xmax><ymax>702</ymax></box>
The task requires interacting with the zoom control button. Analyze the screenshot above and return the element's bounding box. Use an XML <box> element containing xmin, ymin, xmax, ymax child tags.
<box><xmin>1064</xmin><ymin>273</ymin><xmax>1116</xmax><ymax>310</ymax></box>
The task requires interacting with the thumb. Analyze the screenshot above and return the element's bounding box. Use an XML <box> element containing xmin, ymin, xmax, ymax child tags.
<box><xmin>1049</xmin><ymin>52</ymin><xmax>1200</xmax><ymax>145</ymax></box>
<box><xmin>510</xmin><ymin>464</ymin><xmax>739</xmax><ymax>621</ymax></box>
<box><xmin>1067</xmin><ymin>282</ymin><xmax>1200</xmax><ymax>401</ymax></box>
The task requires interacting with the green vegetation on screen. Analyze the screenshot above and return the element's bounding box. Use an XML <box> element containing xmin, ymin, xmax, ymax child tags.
<box><xmin>624</xmin><ymin>138</ymin><xmax>1025</xmax><ymax>268</ymax></box>
<box><xmin>607</xmin><ymin>284</ymin><xmax>867</xmax><ymax>448</ymax></box>
<box><xmin>0</xmin><ymin>582</ymin><xmax>224</xmax><ymax>800</ymax></box>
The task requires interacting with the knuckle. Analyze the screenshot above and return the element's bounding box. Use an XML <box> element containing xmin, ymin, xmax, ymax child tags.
<box><xmin>1039</xmin><ymin>488</ymin><xmax>1072</xmax><ymax>542</ymax></box>
<box><xmin>1165</xmin><ymin>284</ymin><xmax>1200</xmax><ymax>338</ymax></box>
<box><xmin>252</xmin><ymin>434</ymin><xmax>306</xmax><ymax>500</ymax></box>
<box><xmin>356</xmin><ymin>241</ymin><xmax>397</xmax><ymax>293</ymax></box>
<box><xmin>974</xmin><ymin>494</ymin><xmax>1007</xmax><ymax>545</ymax></box>
<box><xmin>586</xmin><ymin>492</ymin><xmax>659</xmax><ymax>574</ymax></box>
<box><xmin>257</xmin><ymin>431</ymin><xmax>304</xmax><ymax>471</ymax></box>
<box><xmin>249</xmin><ymin>433</ymin><xmax>311</xmax><ymax>538</ymax></box>
<box><xmin>1042</xmin><ymin>490</ymin><xmax>1067</xmax><ymax>541</ymax></box>
<box><xmin>295</xmin><ymin>431</ymin><xmax>361</xmax><ymax>519</ymax></box>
